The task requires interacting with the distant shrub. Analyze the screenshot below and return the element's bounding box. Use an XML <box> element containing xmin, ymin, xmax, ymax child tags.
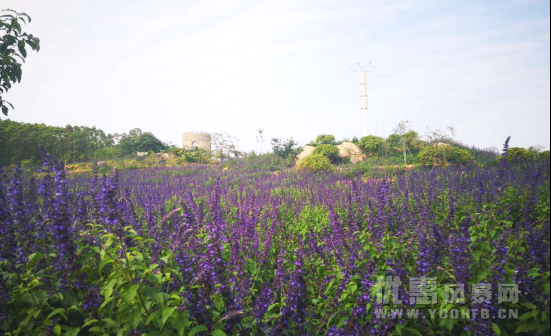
<box><xmin>297</xmin><ymin>154</ymin><xmax>333</xmax><ymax>173</ymax></box>
<box><xmin>313</xmin><ymin>144</ymin><xmax>340</xmax><ymax>163</ymax></box>
<box><xmin>506</xmin><ymin>147</ymin><xmax>536</xmax><ymax>161</ymax></box>
<box><xmin>540</xmin><ymin>151</ymin><xmax>550</xmax><ymax>161</ymax></box>
<box><xmin>386</xmin><ymin>134</ymin><xmax>401</xmax><ymax>149</ymax></box>
<box><xmin>94</xmin><ymin>146</ymin><xmax>126</xmax><ymax>160</ymax></box>
<box><xmin>418</xmin><ymin>146</ymin><xmax>474</xmax><ymax>166</ymax></box>
<box><xmin>315</xmin><ymin>134</ymin><xmax>336</xmax><ymax>145</ymax></box>
<box><xmin>359</xmin><ymin>136</ymin><xmax>385</xmax><ymax>156</ymax></box>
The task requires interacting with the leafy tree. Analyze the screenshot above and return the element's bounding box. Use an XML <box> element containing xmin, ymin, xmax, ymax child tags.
<box><xmin>212</xmin><ymin>132</ymin><xmax>242</xmax><ymax>162</ymax></box>
<box><xmin>115</xmin><ymin>129</ymin><xmax>166</xmax><ymax>155</ymax></box>
<box><xmin>271</xmin><ymin>137</ymin><xmax>300</xmax><ymax>160</ymax></box>
<box><xmin>297</xmin><ymin>153</ymin><xmax>332</xmax><ymax>173</ymax></box>
<box><xmin>0</xmin><ymin>119</ymin><xmax>169</xmax><ymax>165</ymax></box>
<box><xmin>1</xmin><ymin>9</ymin><xmax>40</xmax><ymax>116</ymax></box>
<box><xmin>315</xmin><ymin>134</ymin><xmax>336</xmax><ymax>145</ymax></box>
<box><xmin>271</xmin><ymin>137</ymin><xmax>301</xmax><ymax>169</ymax></box>
<box><xmin>386</xmin><ymin>134</ymin><xmax>401</xmax><ymax>149</ymax></box>
<box><xmin>359</xmin><ymin>135</ymin><xmax>384</xmax><ymax>156</ymax></box>
<box><xmin>312</xmin><ymin>144</ymin><xmax>340</xmax><ymax>163</ymax></box>
<box><xmin>0</xmin><ymin>119</ymin><xmax>114</xmax><ymax>165</ymax></box>
<box><xmin>135</xmin><ymin>132</ymin><xmax>167</xmax><ymax>153</ymax></box>
<box><xmin>393</xmin><ymin>120</ymin><xmax>421</xmax><ymax>165</ymax></box>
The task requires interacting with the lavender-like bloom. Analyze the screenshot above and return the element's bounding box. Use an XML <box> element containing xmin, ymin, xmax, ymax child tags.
<box><xmin>50</xmin><ymin>161</ymin><xmax>77</xmax><ymax>280</ymax></box>
<box><xmin>0</xmin><ymin>167</ymin><xmax>16</xmax><ymax>261</ymax></box>
<box><xmin>502</xmin><ymin>136</ymin><xmax>511</xmax><ymax>157</ymax></box>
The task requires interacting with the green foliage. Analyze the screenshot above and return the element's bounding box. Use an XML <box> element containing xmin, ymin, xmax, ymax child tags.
<box><xmin>0</xmin><ymin>120</ymin><xmax>170</xmax><ymax>165</ymax></box>
<box><xmin>271</xmin><ymin>137</ymin><xmax>300</xmax><ymax>160</ymax></box>
<box><xmin>0</xmin><ymin>119</ymin><xmax>114</xmax><ymax>165</ymax></box>
<box><xmin>315</xmin><ymin>134</ymin><xmax>336</xmax><ymax>145</ymax></box>
<box><xmin>312</xmin><ymin>144</ymin><xmax>340</xmax><ymax>163</ymax></box>
<box><xmin>94</xmin><ymin>146</ymin><xmax>127</xmax><ymax>160</ymax></box>
<box><xmin>1</xmin><ymin>9</ymin><xmax>40</xmax><ymax>116</ymax></box>
<box><xmin>540</xmin><ymin>151</ymin><xmax>550</xmax><ymax>161</ymax></box>
<box><xmin>297</xmin><ymin>153</ymin><xmax>332</xmax><ymax>173</ymax></box>
<box><xmin>418</xmin><ymin>146</ymin><xmax>474</xmax><ymax>166</ymax></box>
<box><xmin>117</xmin><ymin>128</ymin><xmax>167</xmax><ymax>155</ymax></box>
<box><xmin>169</xmin><ymin>146</ymin><xmax>210</xmax><ymax>164</ymax></box>
<box><xmin>386</xmin><ymin>134</ymin><xmax>401</xmax><ymax>149</ymax></box>
<box><xmin>358</xmin><ymin>135</ymin><xmax>385</xmax><ymax>156</ymax></box>
<box><xmin>0</xmin><ymin>226</ymin><xmax>207</xmax><ymax>335</ymax></box>
<box><xmin>506</xmin><ymin>147</ymin><xmax>536</xmax><ymax>161</ymax></box>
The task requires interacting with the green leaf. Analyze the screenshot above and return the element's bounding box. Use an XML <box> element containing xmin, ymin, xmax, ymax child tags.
<box><xmin>47</xmin><ymin>308</ymin><xmax>67</xmax><ymax>321</ymax></box>
<box><xmin>173</xmin><ymin>313</ymin><xmax>189</xmax><ymax>336</ymax></box>
<box><xmin>102</xmin><ymin>318</ymin><xmax>116</xmax><ymax>327</ymax></box>
<box><xmin>146</xmin><ymin>310</ymin><xmax>161</xmax><ymax>326</ymax></box>
<box><xmin>35</xmin><ymin>290</ymin><xmax>47</xmax><ymax>305</ymax></box>
<box><xmin>53</xmin><ymin>324</ymin><xmax>61</xmax><ymax>336</ymax></box>
<box><xmin>123</xmin><ymin>284</ymin><xmax>139</xmax><ymax>304</ymax></box>
<box><xmin>161</xmin><ymin>307</ymin><xmax>176</xmax><ymax>326</ymax></box>
<box><xmin>336</xmin><ymin>317</ymin><xmax>347</xmax><ymax>329</ymax></box>
<box><xmin>515</xmin><ymin>323</ymin><xmax>538</xmax><ymax>333</ymax></box>
<box><xmin>81</xmin><ymin>319</ymin><xmax>98</xmax><ymax>328</ymax></box>
<box><xmin>267</xmin><ymin>303</ymin><xmax>279</xmax><ymax>312</ymax></box>
<box><xmin>144</xmin><ymin>287</ymin><xmax>164</xmax><ymax>305</ymax></box>
<box><xmin>17</xmin><ymin>41</ymin><xmax>27</xmax><ymax>57</ymax></box>
<box><xmin>130</xmin><ymin>310</ymin><xmax>141</xmax><ymax>329</ymax></box>
<box><xmin>65</xmin><ymin>328</ymin><xmax>80</xmax><ymax>336</ymax></box>
<box><xmin>212</xmin><ymin>330</ymin><xmax>227</xmax><ymax>336</ymax></box>
<box><xmin>492</xmin><ymin>323</ymin><xmax>501</xmax><ymax>335</ymax></box>
<box><xmin>189</xmin><ymin>325</ymin><xmax>208</xmax><ymax>336</ymax></box>
<box><xmin>99</xmin><ymin>296</ymin><xmax>114</xmax><ymax>311</ymax></box>
<box><xmin>519</xmin><ymin>312</ymin><xmax>533</xmax><ymax>321</ymax></box>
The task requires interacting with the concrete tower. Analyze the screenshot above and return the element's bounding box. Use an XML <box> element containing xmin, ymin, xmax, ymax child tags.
<box><xmin>182</xmin><ymin>132</ymin><xmax>212</xmax><ymax>151</ymax></box>
<box><xmin>360</xmin><ymin>68</ymin><xmax>369</xmax><ymax>137</ymax></box>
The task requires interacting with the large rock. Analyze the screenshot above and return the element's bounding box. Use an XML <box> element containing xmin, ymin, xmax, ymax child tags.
<box><xmin>434</xmin><ymin>142</ymin><xmax>452</xmax><ymax>148</ymax></box>
<box><xmin>337</xmin><ymin>142</ymin><xmax>366</xmax><ymax>164</ymax></box>
<box><xmin>295</xmin><ymin>142</ymin><xmax>366</xmax><ymax>164</ymax></box>
<box><xmin>296</xmin><ymin>145</ymin><xmax>316</xmax><ymax>163</ymax></box>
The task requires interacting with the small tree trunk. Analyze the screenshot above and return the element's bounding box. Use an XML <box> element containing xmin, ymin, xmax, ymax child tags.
<box><xmin>403</xmin><ymin>142</ymin><xmax>407</xmax><ymax>165</ymax></box>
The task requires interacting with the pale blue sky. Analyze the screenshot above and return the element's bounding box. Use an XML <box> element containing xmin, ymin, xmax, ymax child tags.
<box><xmin>3</xmin><ymin>0</ymin><xmax>550</xmax><ymax>151</ymax></box>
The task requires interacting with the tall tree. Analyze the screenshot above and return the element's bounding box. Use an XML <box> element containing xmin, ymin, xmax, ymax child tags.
<box><xmin>393</xmin><ymin>120</ymin><xmax>419</xmax><ymax>165</ymax></box>
<box><xmin>1</xmin><ymin>9</ymin><xmax>40</xmax><ymax>116</ymax></box>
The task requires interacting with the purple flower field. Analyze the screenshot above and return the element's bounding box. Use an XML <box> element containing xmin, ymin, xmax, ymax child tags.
<box><xmin>0</xmin><ymin>149</ymin><xmax>550</xmax><ymax>335</ymax></box>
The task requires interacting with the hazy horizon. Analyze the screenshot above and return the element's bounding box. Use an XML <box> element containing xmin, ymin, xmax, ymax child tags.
<box><xmin>2</xmin><ymin>0</ymin><xmax>550</xmax><ymax>151</ymax></box>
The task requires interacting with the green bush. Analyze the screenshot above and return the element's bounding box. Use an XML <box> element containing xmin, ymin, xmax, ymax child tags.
<box><xmin>297</xmin><ymin>154</ymin><xmax>333</xmax><ymax>173</ymax></box>
<box><xmin>315</xmin><ymin>134</ymin><xmax>336</xmax><ymax>145</ymax></box>
<box><xmin>359</xmin><ymin>135</ymin><xmax>385</xmax><ymax>156</ymax></box>
<box><xmin>386</xmin><ymin>134</ymin><xmax>401</xmax><ymax>149</ymax></box>
<box><xmin>448</xmin><ymin>147</ymin><xmax>474</xmax><ymax>164</ymax></box>
<box><xmin>312</xmin><ymin>144</ymin><xmax>340</xmax><ymax>163</ymax></box>
<box><xmin>94</xmin><ymin>147</ymin><xmax>126</xmax><ymax>160</ymax></box>
<box><xmin>418</xmin><ymin>146</ymin><xmax>474</xmax><ymax>166</ymax></box>
<box><xmin>540</xmin><ymin>150</ymin><xmax>550</xmax><ymax>161</ymax></box>
<box><xmin>507</xmin><ymin>147</ymin><xmax>535</xmax><ymax>161</ymax></box>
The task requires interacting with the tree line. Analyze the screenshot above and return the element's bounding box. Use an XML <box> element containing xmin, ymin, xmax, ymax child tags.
<box><xmin>0</xmin><ymin>119</ymin><xmax>166</xmax><ymax>166</ymax></box>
